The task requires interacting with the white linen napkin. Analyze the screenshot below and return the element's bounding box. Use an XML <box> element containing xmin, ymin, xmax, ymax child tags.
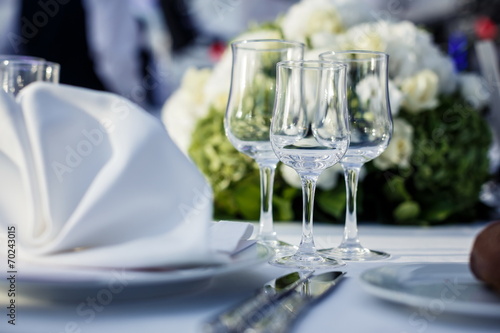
<box><xmin>0</xmin><ymin>82</ymin><xmax>251</xmax><ymax>269</ymax></box>
<box><xmin>210</xmin><ymin>221</ymin><xmax>255</xmax><ymax>254</ymax></box>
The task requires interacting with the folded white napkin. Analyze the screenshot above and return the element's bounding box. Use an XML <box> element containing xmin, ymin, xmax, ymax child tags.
<box><xmin>0</xmin><ymin>82</ymin><xmax>251</xmax><ymax>269</ymax></box>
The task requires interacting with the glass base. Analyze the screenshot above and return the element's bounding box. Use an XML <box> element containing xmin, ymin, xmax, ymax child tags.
<box><xmin>269</xmin><ymin>251</ymin><xmax>345</xmax><ymax>270</ymax></box>
<box><xmin>259</xmin><ymin>239</ymin><xmax>298</xmax><ymax>257</ymax></box>
<box><xmin>319</xmin><ymin>245</ymin><xmax>390</xmax><ymax>262</ymax></box>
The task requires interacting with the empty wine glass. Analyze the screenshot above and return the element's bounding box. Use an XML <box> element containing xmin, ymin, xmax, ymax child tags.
<box><xmin>0</xmin><ymin>59</ymin><xmax>60</xmax><ymax>96</ymax></box>
<box><xmin>269</xmin><ymin>60</ymin><xmax>350</xmax><ymax>269</ymax></box>
<box><xmin>319</xmin><ymin>50</ymin><xmax>393</xmax><ymax>261</ymax></box>
<box><xmin>225</xmin><ymin>39</ymin><xmax>304</xmax><ymax>254</ymax></box>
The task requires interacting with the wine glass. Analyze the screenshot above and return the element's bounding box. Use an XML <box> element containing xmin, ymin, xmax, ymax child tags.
<box><xmin>269</xmin><ymin>60</ymin><xmax>350</xmax><ymax>269</ymax></box>
<box><xmin>225</xmin><ymin>39</ymin><xmax>304</xmax><ymax>253</ymax></box>
<box><xmin>0</xmin><ymin>59</ymin><xmax>60</xmax><ymax>96</ymax></box>
<box><xmin>319</xmin><ymin>50</ymin><xmax>393</xmax><ymax>261</ymax></box>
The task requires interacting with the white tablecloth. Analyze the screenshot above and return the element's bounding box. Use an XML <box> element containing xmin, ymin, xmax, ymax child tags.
<box><xmin>2</xmin><ymin>222</ymin><xmax>500</xmax><ymax>333</ymax></box>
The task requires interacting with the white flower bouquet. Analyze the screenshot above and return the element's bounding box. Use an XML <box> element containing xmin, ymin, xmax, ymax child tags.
<box><xmin>162</xmin><ymin>0</ymin><xmax>492</xmax><ymax>225</ymax></box>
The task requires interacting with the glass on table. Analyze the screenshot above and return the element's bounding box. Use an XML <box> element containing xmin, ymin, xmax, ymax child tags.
<box><xmin>0</xmin><ymin>59</ymin><xmax>60</xmax><ymax>96</ymax></box>
<box><xmin>269</xmin><ymin>60</ymin><xmax>350</xmax><ymax>270</ymax></box>
<box><xmin>318</xmin><ymin>50</ymin><xmax>393</xmax><ymax>261</ymax></box>
<box><xmin>225</xmin><ymin>39</ymin><xmax>304</xmax><ymax>255</ymax></box>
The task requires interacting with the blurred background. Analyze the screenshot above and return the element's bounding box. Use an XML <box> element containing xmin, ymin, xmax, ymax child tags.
<box><xmin>0</xmin><ymin>0</ymin><xmax>498</xmax><ymax>111</ymax></box>
<box><xmin>0</xmin><ymin>0</ymin><xmax>499</xmax><ymax>222</ymax></box>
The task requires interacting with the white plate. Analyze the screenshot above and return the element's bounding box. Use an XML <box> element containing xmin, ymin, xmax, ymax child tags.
<box><xmin>359</xmin><ymin>263</ymin><xmax>500</xmax><ymax>317</ymax></box>
<box><xmin>4</xmin><ymin>243</ymin><xmax>272</xmax><ymax>301</ymax></box>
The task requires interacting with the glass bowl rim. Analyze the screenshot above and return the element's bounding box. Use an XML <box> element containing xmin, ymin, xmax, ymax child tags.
<box><xmin>319</xmin><ymin>50</ymin><xmax>388</xmax><ymax>62</ymax></box>
<box><xmin>277</xmin><ymin>59</ymin><xmax>347</xmax><ymax>71</ymax></box>
<box><xmin>231</xmin><ymin>39</ymin><xmax>305</xmax><ymax>52</ymax></box>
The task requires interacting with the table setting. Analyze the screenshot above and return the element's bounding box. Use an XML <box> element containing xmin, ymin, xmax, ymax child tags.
<box><xmin>1</xmin><ymin>222</ymin><xmax>499</xmax><ymax>333</ymax></box>
<box><xmin>1</xmin><ymin>0</ymin><xmax>500</xmax><ymax>332</ymax></box>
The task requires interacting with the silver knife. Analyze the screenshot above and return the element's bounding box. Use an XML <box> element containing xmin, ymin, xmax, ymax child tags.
<box><xmin>248</xmin><ymin>271</ymin><xmax>346</xmax><ymax>333</ymax></box>
<box><xmin>203</xmin><ymin>271</ymin><xmax>314</xmax><ymax>333</ymax></box>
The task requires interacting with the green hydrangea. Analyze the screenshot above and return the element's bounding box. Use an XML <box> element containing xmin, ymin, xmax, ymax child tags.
<box><xmin>189</xmin><ymin>104</ymin><xmax>298</xmax><ymax>221</ymax></box>
<box><xmin>189</xmin><ymin>105</ymin><xmax>256</xmax><ymax>216</ymax></box>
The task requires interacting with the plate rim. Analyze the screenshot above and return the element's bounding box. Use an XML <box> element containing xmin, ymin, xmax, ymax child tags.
<box><xmin>359</xmin><ymin>262</ymin><xmax>500</xmax><ymax>317</ymax></box>
<box><xmin>5</xmin><ymin>243</ymin><xmax>273</xmax><ymax>289</ymax></box>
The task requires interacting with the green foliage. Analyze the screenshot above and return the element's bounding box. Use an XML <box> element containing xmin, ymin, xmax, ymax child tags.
<box><xmin>360</xmin><ymin>94</ymin><xmax>492</xmax><ymax>225</ymax></box>
<box><xmin>189</xmin><ymin>105</ymin><xmax>300</xmax><ymax>221</ymax></box>
<box><xmin>228</xmin><ymin>73</ymin><xmax>276</xmax><ymax>142</ymax></box>
<box><xmin>316</xmin><ymin>183</ymin><xmax>346</xmax><ymax>221</ymax></box>
<box><xmin>189</xmin><ymin>92</ymin><xmax>492</xmax><ymax>225</ymax></box>
<box><xmin>188</xmin><ymin>105</ymin><xmax>258</xmax><ymax>220</ymax></box>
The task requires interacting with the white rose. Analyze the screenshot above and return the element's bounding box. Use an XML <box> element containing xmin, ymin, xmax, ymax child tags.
<box><xmin>211</xmin><ymin>91</ymin><xmax>230</xmax><ymax>113</ymax></box>
<box><xmin>421</xmin><ymin>47</ymin><xmax>457</xmax><ymax>94</ymax></box>
<box><xmin>356</xmin><ymin>76</ymin><xmax>379</xmax><ymax>105</ymax></box>
<box><xmin>181</xmin><ymin>67</ymin><xmax>212</xmax><ymax>105</ymax></box>
<box><xmin>204</xmin><ymin>50</ymin><xmax>231</xmax><ymax>107</ymax></box>
<box><xmin>161</xmin><ymin>90</ymin><xmax>197</xmax><ymax>154</ymax></box>
<box><xmin>378</xmin><ymin>21</ymin><xmax>450</xmax><ymax>92</ymax></box>
<box><xmin>373</xmin><ymin>21</ymin><xmax>420</xmax><ymax>79</ymax></box>
<box><xmin>343</xmin><ymin>23</ymin><xmax>385</xmax><ymax>51</ymax></box>
<box><xmin>374</xmin><ymin>118</ymin><xmax>414</xmax><ymax>170</ymax></box>
<box><xmin>309</xmin><ymin>33</ymin><xmax>343</xmax><ymax>51</ymax></box>
<box><xmin>281</xmin><ymin>0</ymin><xmax>343</xmax><ymax>44</ymax></box>
<box><xmin>401</xmin><ymin>69</ymin><xmax>439</xmax><ymax>113</ymax></box>
<box><xmin>161</xmin><ymin>67</ymin><xmax>212</xmax><ymax>154</ymax></box>
<box><xmin>379</xmin><ymin>20</ymin><xmax>457</xmax><ymax>94</ymax></box>
<box><xmin>390</xmin><ymin>23</ymin><xmax>435</xmax><ymax>80</ymax></box>
<box><xmin>458</xmin><ymin>73</ymin><xmax>490</xmax><ymax>110</ymax></box>
<box><xmin>388</xmin><ymin>80</ymin><xmax>404</xmax><ymax>116</ymax></box>
<box><xmin>355</xmin><ymin>75</ymin><xmax>390</xmax><ymax>115</ymax></box>
<box><xmin>353</xmin><ymin>76</ymin><xmax>402</xmax><ymax>117</ymax></box>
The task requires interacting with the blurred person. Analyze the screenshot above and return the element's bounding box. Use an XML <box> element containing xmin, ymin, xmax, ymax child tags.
<box><xmin>0</xmin><ymin>0</ymin><xmax>153</xmax><ymax>108</ymax></box>
<box><xmin>158</xmin><ymin>0</ymin><xmax>197</xmax><ymax>52</ymax></box>
<box><xmin>189</xmin><ymin>0</ymin><xmax>299</xmax><ymax>41</ymax></box>
<box><xmin>130</xmin><ymin>0</ymin><xmax>201</xmax><ymax>109</ymax></box>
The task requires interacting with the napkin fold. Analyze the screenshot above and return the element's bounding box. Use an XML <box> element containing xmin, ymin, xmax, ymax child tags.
<box><xmin>0</xmin><ymin>82</ymin><xmax>251</xmax><ymax>269</ymax></box>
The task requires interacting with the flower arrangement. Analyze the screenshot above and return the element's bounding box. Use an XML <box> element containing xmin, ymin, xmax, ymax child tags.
<box><xmin>162</xmin><ymin>0</ymin><xmax>492</xmax><ymax>225</ymax></box>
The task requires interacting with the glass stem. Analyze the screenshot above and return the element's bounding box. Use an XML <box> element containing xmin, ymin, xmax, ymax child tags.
<box><xmin>258</xmin><ymin>162</ymin><xmax>277</xmax><ymax>242</ymax></box>
<box><xmin>341</xmin><ymin>163</ymin><xmax>363</xmax><ymax>248</ymax></box>
<box><xmin>299</xmin><ymin>174</ymin><xmax>319</xmax><ymax>254</ymax></box>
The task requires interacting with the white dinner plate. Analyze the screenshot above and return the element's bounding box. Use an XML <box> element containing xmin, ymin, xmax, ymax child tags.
<box><xmin>359</xmin><ymin>263</ymin><xmax>500</xmax><ymax>317</ymax></box>
<box><xmin>2</xmin><ymin>243</ymin><xmax>272</xmax><ymax>301</ymax></box>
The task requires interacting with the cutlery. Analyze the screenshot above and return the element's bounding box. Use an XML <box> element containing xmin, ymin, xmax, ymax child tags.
<box><xmin>249</xmin><ymin>271</ymin><xmax>346</xmax><ymax>333</ymax></box>
<box><xmin>203</xmin><ymin>271</ymin><xmax>314</xmax><ymax>333</ymax></box>
<box><xmin>203</xmin><ymin>271</ymin><xmax>345</xmax><ymax>333</ymax></box>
